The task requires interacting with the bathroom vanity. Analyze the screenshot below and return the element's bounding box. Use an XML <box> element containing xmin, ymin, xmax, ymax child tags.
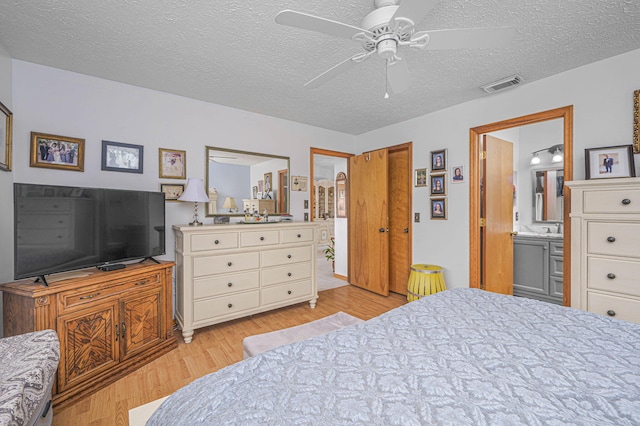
<box><xmin>513</xmin><ymin>233</ymin><xmax>563</xmax><ymax>305</ymax></box>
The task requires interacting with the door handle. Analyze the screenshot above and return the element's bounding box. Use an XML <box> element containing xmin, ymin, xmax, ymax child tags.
<box><xmin>510</xmin><ymin>232</ymin><xmax>518</xmax><ymax>236</ymax></box>
<box><xmin>403</xmin><ymin>228</ymin><xmax>409</xmax><ymax>233</ymax></box>
<box><xmin>379</xmin><ymin>228</ymin><xmax>385</xmax><ymax>233</ymax></box>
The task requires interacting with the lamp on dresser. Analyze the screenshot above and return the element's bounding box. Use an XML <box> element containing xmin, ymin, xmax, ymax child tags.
<box><xmin>178</xmin><ymin>178</ymin><xmax>210</xmax><ymax>226</ymax></box>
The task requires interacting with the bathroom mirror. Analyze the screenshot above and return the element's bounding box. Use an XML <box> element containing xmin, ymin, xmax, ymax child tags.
<box><xmin>532</xmin><ymin>168</ymin><xmax>564</xmax><ymax>223</ymax></box>
<box><xmin>205</xmin><ymin>146</ymin><xmax>289</xmax><ymax>217</ymax></box>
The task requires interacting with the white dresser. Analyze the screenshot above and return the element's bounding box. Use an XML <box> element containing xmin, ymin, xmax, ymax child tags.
<box><xmin>567</xmin><ymin>178</ymin><xmax>640</xmax><ymax>324</ymax></box>
<box><xmin>173</xmin><ymin>222</ymin><xmax>318</xmax><ymax>343</ymax></box>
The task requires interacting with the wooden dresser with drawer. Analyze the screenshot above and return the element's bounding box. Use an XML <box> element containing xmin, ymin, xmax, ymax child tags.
<box><xmin>173</xmin><ymin>222</ymin><xmax>318</xmax><ymax>343</ymax></box>
<box><xmin>567</xmin><ymin>178</ymin><xmax>640</xmax><ymax>324</ymax></box>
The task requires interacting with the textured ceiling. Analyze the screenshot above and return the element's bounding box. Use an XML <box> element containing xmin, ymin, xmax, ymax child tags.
<box><xmin>0</xmin><ymin>0</ymin><xmax>639</xmax><ymax>135</ymax></box>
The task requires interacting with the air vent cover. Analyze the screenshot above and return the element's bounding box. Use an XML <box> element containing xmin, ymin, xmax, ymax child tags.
<box><xmin>481</xmin><ymin>75</ymin><xmax>524</xmax><ymax>93</ymax></box>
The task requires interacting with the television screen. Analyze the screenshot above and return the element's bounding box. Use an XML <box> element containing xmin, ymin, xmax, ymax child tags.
<box><xmin>14</xmin><ymin>183</ymin><xmax>166</xmax><ymax>280</ymax></box>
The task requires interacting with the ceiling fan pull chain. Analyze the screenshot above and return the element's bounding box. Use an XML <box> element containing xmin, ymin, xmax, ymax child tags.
<box><xmin>384</xmin><ymin>59</ymin><xmax>390</xmax><ymax>99</ymax></box>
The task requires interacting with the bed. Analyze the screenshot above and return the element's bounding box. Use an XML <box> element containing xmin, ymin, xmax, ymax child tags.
<box><xmin>148</xmin><ymin>288</ymin><xmax>640</xmax><ymax>425</ymax></box>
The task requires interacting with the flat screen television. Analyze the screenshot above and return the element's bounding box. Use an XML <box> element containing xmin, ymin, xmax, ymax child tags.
<box><xmin>14</xmin><ymin>183</ymin><xmax>166</xmax><ymax>285</ymax></box>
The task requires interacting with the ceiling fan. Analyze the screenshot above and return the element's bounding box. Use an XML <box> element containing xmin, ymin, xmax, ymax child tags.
<box><xmin>275</xmin><ymin>0</ymin><xmax>517</xmax><ymax>96</ymax></box>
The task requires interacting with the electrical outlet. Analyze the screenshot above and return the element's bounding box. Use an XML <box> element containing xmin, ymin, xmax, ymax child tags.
<box><xmin>304</xmin><ymin>200</ymin><xmax>309</xmax><ymax>209</ymax></box>
<box><xmin>304</xmin><ymin>212</ymin><xmax>309</xmax><ymax>222</ymax></box>
<box><xmin>414</xmin><ymin>212</ymin><xmax>420</xmax><ymax>222</ymax></box>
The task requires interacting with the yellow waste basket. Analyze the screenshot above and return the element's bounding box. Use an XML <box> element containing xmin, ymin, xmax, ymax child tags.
<box><xmin>407</xmin><ymin>264</ymin><xmax>446</xmax><ymax>302</ymax></box>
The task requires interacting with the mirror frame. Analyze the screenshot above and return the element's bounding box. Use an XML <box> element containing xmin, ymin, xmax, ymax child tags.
<box><xmin>205</xmin><ymin>146</ymin><xmax>290</xmax><ymax>217</ymax></box>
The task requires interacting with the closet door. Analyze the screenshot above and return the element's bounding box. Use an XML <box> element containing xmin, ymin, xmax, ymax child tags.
<box><xmin>348</xmin><ymin>149</ymin><xmax>389</xmax><ymax>296</ymax></box>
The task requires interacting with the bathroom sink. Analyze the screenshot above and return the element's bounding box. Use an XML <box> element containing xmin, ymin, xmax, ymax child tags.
<box><xmin>515</xmin><ymin>231</ymin><xmax>563</xmax><ymax>238</ymax></box>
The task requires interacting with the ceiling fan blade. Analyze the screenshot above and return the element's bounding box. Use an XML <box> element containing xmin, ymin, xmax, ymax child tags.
<box><xmin>304</xmin><ymin>52</ymin><xmax>373</xmax><ymax>89</ymax></box>
<box><xmin>390</xmin><ymin>0</ymin><xmax>440</xmax><ymax>27</ymax></box>
<box><xmin>413</xmin><ymin>27</ymin><xmax>518</xmax><ymax>50</ymax></box>
<box><xmin>387</xmin><ymin>56</ymin><xmax>411</xmax><ymax>94</ymax></box>
<box><xmin>276</xmin><ymin>10</ymin><xmax>371</xmax><ymax>40</ymax></box>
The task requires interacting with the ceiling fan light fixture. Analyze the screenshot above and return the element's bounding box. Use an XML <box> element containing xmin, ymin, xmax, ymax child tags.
<box><xmin>377</xmin><ymin>38</ymin><xmax>397</xmax><ymax>59</ymax></box>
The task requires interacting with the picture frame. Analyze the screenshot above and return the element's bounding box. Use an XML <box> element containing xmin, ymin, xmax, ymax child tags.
<box><xmin>430</xmin><ymin>173</ymin><xmax>447</xmax><ymax>196</ymax></box>
<box><xmin>633</xmin><ymin>89</ymin><xmax>639</xmax><ymax>154</ymax></box>
<box><xmin>257</xmin><ymin>180</ymin><xmax>264</xmax><ymax>193</ymax></box>
<box><xmin>430</xmin><ymin>198</ymin><xmax>447</xmax><ymax>220</ymax></box>
<box><xmin>414</xmin><ymin>168</ymin><xmax>427</xmax><ymax>187</ymax></box>
<box><xmin>336</xmin><ymin>172</ymin><xmax>347</xmax><ymax>218</ymax></box>
<box><xmin>451</xmin><ymin>165</ymin><xmax>465</xmax><ymax>183</ymax></box>
<box><xmin>585</xmin><ymin>144</ymin><xmax>636</xmax><ymax>179</ymax></box>
<box><xmin>252</xmin><ymin>186</ymin><xmax>258</xmax><ymax>199</ymax></box>
<box><xmin>102</xmin><ymin>140</ymin><xmax>143</xmax><ymax>174</ymax></box>
<box><xmin>160</xmin><ymin>183</ymin><xmax>185</xmax><ymax>201</ymax></box>
<box><xmin>431</xmin><ymin>149</ymin><xmax>447</xmax><ymax>172</ymax></box>
<box><xmin>291</xmin><ymin>175</ymin><xmax>308</xmax><ymax>191</ymax></box>
<box><xmin>30</xmin><ymin>132</ymin><xmax>85</xmax><ymax>172</ymax></box>
<box><xmin>159</xmin><ymin>148</ymin><xmax>186</xmax><ymax>179</ymax></box>
<box><xmin>263</xmin><ymin>172</ymin><xmax>273</xmax><ymax>198</ymax></box>
<box><xmin>0</xmin><ymin>100</ymin><xmax>12</xmax><ymax>172</ymax></box>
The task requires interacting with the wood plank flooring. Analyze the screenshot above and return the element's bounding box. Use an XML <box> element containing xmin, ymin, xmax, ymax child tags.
<box><xmin>52</xmin><ymin>285</ymin><xmax>407</xmax><ymax>425</ymax></box>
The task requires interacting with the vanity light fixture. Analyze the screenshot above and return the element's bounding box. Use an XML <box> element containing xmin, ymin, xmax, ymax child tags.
<box><xmin>551</xmin><ymin>147</ymin><xmax>564</xmax><ymax>163</ymax></box>
<box><xmin>178</xmin><ymin>178</ymin><xmax>211</xmax><ymax>226</ymax></box>
<box><xmin>530</xmin><ymin>152</ymin><xmax>541</xmax><ymax>165</ymax></box>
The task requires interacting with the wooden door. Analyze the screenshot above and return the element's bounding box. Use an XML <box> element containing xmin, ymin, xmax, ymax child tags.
<box><xmin>388</xmin><ymin>145</ymin><xmax>412</xmax><ymax>294</ymax></box>
<box><xmin>57</xmin><ymin>302</ymin><xmax>119</xmax><ymax>392</ymax></box>
<box><xmin>482</xmin><ymin>135</ymin><xmax>514</xmax><ymax>294</ymax></box>
<box><xmin>348</xmin><ymin>149</ymin><xmax>389</xmax><ymax>295</ymax></box>
<box><xmin>120</xmin><ymin>287</ymin><xmax>163</xmax><ymax>360</ymax></box>
<box><xmin>277</xmin><ymin>169</ymin><xmax>288</xmax><ymax>213</ymax></box>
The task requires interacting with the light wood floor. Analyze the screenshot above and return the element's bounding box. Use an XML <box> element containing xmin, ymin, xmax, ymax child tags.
<box><xmin>52</xmin><ymin>285</ymin><xmax>407</xmax><ymax>426</ymax></box>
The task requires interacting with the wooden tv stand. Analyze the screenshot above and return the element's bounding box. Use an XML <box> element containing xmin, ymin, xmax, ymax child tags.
<box><xmin>0</xmin><ymin>261</ymin><xmax>177</xmax><ymax>409</ymax></box>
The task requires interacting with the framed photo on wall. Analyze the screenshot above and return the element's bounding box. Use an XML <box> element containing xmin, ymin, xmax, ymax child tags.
<box><xmin>414</xmin><ymin>168</ymin><xmax>427</xmax><ymax>187</ymax></box>
<box><xmin>102</xmin><ymin>140</ymin><xmax>143</xmax><ymax>173</ymax></box>
<box><xmin>430</xmin><ymin>174</ymin><xmax>446</xmax><ymax>196</ymax></box>
<box><xmin>159</xmin><ymin>148</ymin><xmax>186</xmax><ymax>179</ymax></box>
<box><xmin>431</xmin><ymin>149</ymin><xmax>447</xmax><ymax>172</ymax></box>
<box><xmin>634</xmin><ymin>89</ymin><xmax>639</xmax><ymax>154</ymax></box>
<box><xmin>30</xmin><ymin>132</ymin><xmax>85</xmax><ymax>172</ymax></box>
<box><xmin>451</xmin><ymin>165</ymin><xmax>464</xmax><ymax>183</ymax></box>
<box><xmin>585</xmin><ymin>144</ymin><xmax>636</xmax><ymax>179</ymax></box>
<box><xmin>336</xmin><ymin>172</ymin><xmax>347</xmax><ymax>218</ymax></box>
<box><xmin>0</xmin><ymin>100</ymin><xmax>12</xmax><ymax>172</ymax></box>
<box><xmin>430</xmin><ymin>198</ymin><xmax>447</xmax><ymax>220</ymax></box>
<box><xmin>160</xmin><ymin>183</ymin><xmax>185</xmax><ymax>201</ymax></box>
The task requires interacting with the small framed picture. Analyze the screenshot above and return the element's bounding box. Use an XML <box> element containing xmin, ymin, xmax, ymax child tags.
<box><xmin>431</xmin><ymin>198</ymin><xmax>447</xmax><ymax>220</ymax></box>
<box><xmin>585</xmin><ymin>145</ymin><xmax>636</xmax><ymax>179</ymax></box>
<box><xmin>430</xmin><ymin>174</ymin><xmax>446</xmax><ymax>196</ymax></box>
<box><xmin>102</xmin><ymin>140</ymin><xmax>143</xmax><ymax>173</ymax></box>
<box><xmin>633</xmin><ymin>89</ymin><xmax>639</xmax><ymax>154</ymax></box>
<box><xmin>159</xmin><ymin>148</ymin><xmax>186</xmax><ymax>179</ymax></box>
<box><xmin>291</xmin><ymin>175</ymin><xmax>308</xmax><ymax>191</ymax></box>
<box><xmin>451</xmin><ymin>165</ymin><xmax>464</xmax><ymax>183</ymax></box>
<box><xmin>431</xmin><ymin>149</ymin><xmax>447</xmax><ymax>172</ymax></box>
<box><xmin>252</xmin><ymin>186</ymin><xmax>258</xmax><ymax>199</ymax></box>
<box><xmin>160</xmin><ymin>183</ymin><xmax>185</xmax><ymax>201</ymax></box>
<box><xmin>30</xmin><ymin>132</ymin><xmax>85</xmax><ymax>172</ymax></box>
<box><xmin>0</xmin><ymin>100</ymin><xmax>12</xmax><ymax>172</ymax></box>
<box><xmin>414</xmin><ymin>168</ymin><xmax>427</xmax><ymax>187</ymax></box>
<box><xmin>264</xmin><ymin>172</ymin><xmax>273</xmax><ymax>198</ymax></box>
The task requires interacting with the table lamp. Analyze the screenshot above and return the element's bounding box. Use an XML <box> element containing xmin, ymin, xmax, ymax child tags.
<box><xmin>178</xmin><ymin>178</ymin><xmax>210</xmax><ymax>226</ymax></box>
<box><xmin>222</xmin><ymin>197</ymin><xmax>237</xmax><ymax>213</ymax></box>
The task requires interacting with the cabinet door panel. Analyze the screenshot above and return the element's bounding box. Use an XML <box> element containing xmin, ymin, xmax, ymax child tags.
<box><xmin>120</xmin><ymin>287</ymin><xmax>163</xmax><ymax>360</ymax></box>
<box><xmin>513</xmin><ymin>239</ymin><xmax>549</xmax><ymax>295</ymax></box>
<box><xmin>57</xmin><ymin>302</ymin><xmax>119</xmax><ymax>392</ymax></box>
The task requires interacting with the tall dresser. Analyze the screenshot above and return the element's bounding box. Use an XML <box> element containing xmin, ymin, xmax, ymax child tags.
<box><xmin>567</xmin><ymin>178</ymin><xmax>640</xmax><ymax>324</ymax></box>
<box><xmin>173</xmin><ymin>222</ymin><xmax>318</xmax><ymax>343</ymax></box>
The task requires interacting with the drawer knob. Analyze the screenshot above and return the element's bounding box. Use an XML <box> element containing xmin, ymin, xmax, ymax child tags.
<box><xmin>287</xmin><ymin>254</ymin><xmax>292</xmax><ymax>259</ymax></box>
<box><xmin>607</xmin><ymin>273</ymin><xmax>616</xmax><ymax>280</ymax></box>
<box><xmin>260</xmin><ymin>236</ymin><xmax>265</xmax><ymax>241</ymax></box>
<box><xmin>607</xmin><ymin>236</ymin><xmax>616</xmax><ymax>243</ymax></box>
<box><xmin>227</xmin><ymin>282</ymin><xmax>233</xmax><ymax>287</ymax></box>
<box><xmin>606</xmin><ymin>310</ymin><xmax>616</xmax><ymax>317</ymax></box>
<box><xmin>80</xmin><ymin>292</ymin><xmax>101</xmax><ymax>300</ymax></box>
<box><xmin>287</xmin><ymin>272</ymin><xmax>292</xmax><ymax>277</ymax></box>
<box><xmin>227</xmin><ymin>262</ymin><xmax>232</xmax><ymax>267</ymax></box>
<box><xmin>288</xmin><ymin>290</ymin><xmax>292</xmax><ymax>295</ymax></box>
<box><xmin>297</xmin><ymin>234</ymin><xmax>301</xmax><ymax>238</ymax></box>
<box><xmin>228</xmin><ymin>303</ymin><xmax>233</xmax><ymax>308</ymax></box>
<box><xmin>214</xmin><ymin>239</ymin><xmax>220</xmax><ymax>245</ymax></box>
<box><xmin>622</xmin><ymin>198</ymin><xmax>631</xmax><ymax>205</ymax></box>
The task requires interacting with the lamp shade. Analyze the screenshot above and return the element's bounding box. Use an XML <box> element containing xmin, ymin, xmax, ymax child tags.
<box><xmin>222</xmin><ymin>197</ymin><xmax>237</xmax><ymax>211</ymax></box>
<box><xmin>178</xmin><ymin>178</ymin><xmax>210</xmax><ymax>203</ymax></box>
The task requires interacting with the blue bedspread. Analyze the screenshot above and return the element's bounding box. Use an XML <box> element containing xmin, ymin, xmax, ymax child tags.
<box><xmin>148</xmin><ymin>289</ymin><xmax>640</xmax><ymax>425</ymax></box>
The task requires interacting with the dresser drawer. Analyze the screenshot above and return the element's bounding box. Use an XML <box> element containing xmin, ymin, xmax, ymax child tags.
<box><xmin>190</xmin><ymin>232</ymin><xmax>238</xmax><ymax>252</ymax></box>
<box><xmin>193</xmin><ymin>271</ymin><xmax>260</xmax><ymax>299</ymax></box>
<box><xmin>261</xmin><ymin>245</ymin><xmax>312</xmax><ymax>267</ymax></box>
<box><xmin>58</xmin><ymin>272</ymin><xmax>161</xmax><ymax>313</ymax></box>
<box><xmin>583</xmin><ymin>189</ymin><xmax>640</xmax><ymax>214</ymax></box>
<box><xmin>261</xmin><ymin>280</ymin><xmax>313</xmax><ymax>306</ymax></box>
<box><xmin>17</xmin><ymin>198</ymin><xmax>71</xmax><ymax>212</ymax></box>
<box><xmin>587</xmin><ymin>291</ymin><xmax>640</xmax><ymax>324</ymax></box>
<box><xmin>587</xmin><ymin>257</ymin><xmax>640</xmax><ymax>297</ymax></box>
<box><xmin>17</xmin><ymin>228</ymin><xmax>71</xmax><ymax>246</ymax></box>
<box><xmin>241</xmin><ymin>230</ymin><xmax>280</xmax><ymax>247</ymax></box>
<box><xmin>193</xmin><ymin>290</ymin><xmax>260</xmax><ymax>322</ymax></box>
<box><xmin>193</xmin><ymin>252</ymin><xmax>259</xmax><ymax>277</ymax></box>
<box><xmin>262</xmin><ymin>262</ymin><xmax>312</xmax><ymax>286</ymax></box>
<box><xmin>587</xmin><ymin>222</ymin><xmax>640</xmax><ymax>258</ymax></box>
<box><xmin>549</xmin><ymin>241</ymin><xmax>563</xmax><ymax>256</ymax></box>
<box><xmin>282</xmin><ymin>228</ymin><xmax>314</xmax><ymax>244</ymax></box>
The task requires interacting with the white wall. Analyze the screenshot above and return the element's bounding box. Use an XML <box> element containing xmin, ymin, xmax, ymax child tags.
<box><xmin>11</xmin><ymin>60</ymin><xmax>356</xmax><ymax>271</ymax></box>
<box><xmin>0</xmin><ymin>41</ymin><xmax>12</xmax><ymax>336</ymax></box>
<box><xmin>358</xmin><ymin>47</ymin><xmax>640</xmax><ymax>289</ymax></box>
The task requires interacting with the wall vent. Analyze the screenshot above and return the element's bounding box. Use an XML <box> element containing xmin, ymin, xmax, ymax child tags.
<box><xmin>481</xmin><ymin>75</ymin><xmax>524</xmax><ymax>94</ymax></box>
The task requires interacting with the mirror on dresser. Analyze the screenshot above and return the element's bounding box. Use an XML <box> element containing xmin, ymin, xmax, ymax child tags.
<box><xmin>206</xmin><ymin>146</ymin><xmax>290</xmax><ymax>217</ymax></box>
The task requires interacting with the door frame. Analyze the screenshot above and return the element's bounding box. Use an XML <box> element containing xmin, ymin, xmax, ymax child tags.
<box><xmin>469</xmin><ymin>106</ymin><xmax>574</xmax><ymax>306</ymax></box>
